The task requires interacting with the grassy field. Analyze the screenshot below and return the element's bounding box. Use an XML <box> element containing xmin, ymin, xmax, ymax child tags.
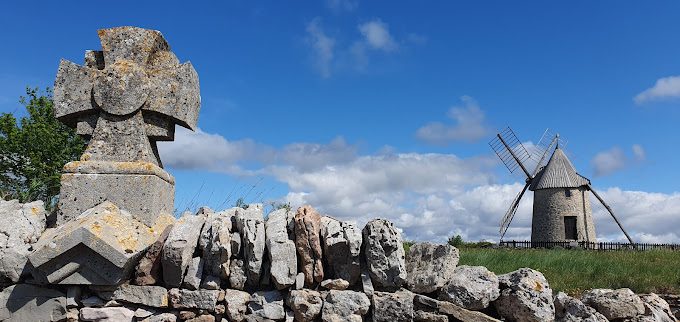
<box><xmin>457</xmin><ymin>248</ymin><xmax>680</xmax><ymax>296</ymax></box>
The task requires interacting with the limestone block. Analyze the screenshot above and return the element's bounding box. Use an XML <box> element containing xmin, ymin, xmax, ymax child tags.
<box><xmin>235</xmin><ymin>204</ymin><xmax>265</xmax><ymax>286</ymax></box>
<box><xmin>439</xmin><ymin>265</ymin><xmax>499</xmax><ymax>310</ymax></box>
<box><xmin>553</xmin><ymin>292</ymin><xmax>607</xmax><ymax>322</ymax></box>
<box><xmin>201</xmin><ymin>275</ymin><xmax>221</xmax><ymax>290</ymax></box>
<box><xmin>639</xmin><ymin>293</ymin><xmax>677</xmax><ymax>322</ymax></box>
<box><xmin>437</xmin><ymin>301</ymin><xmax>501</xmax><ymax>322</ymax></box>
<box><xmin>229</xmin><ymin>258</ymin><xmax>247</xmax><ymax>290</ymax></box>
<box><xmin>141</xmin><ymin>312</ymin><xmax>178</xmax><ymax>322</ymax></box>
<box><xmin>406</xmin><ymin>242</ymin><xmax>459</xmax><ymax>294</ymax></box>
<box><xmin>321</xmin><ymin>278</ymin><xmax>350</xmax><ymax>290</ymax></box>
<box><xmin>183</xmin><ymin>257</ymin><xmax>204</xmax><ymax>290</ymax></box>
<box><xmin>295</xmin><ymin>205</ymin><xmax>324</xmax><ymax>286</ymax></box>
<box><xmin>58</xmin><ymin>161</ymin><xmax>175</xmax><ymax>227</ymax></box>
<box><xmin>286</xmin><ymin>289</ymin><xmax>323</xmax><ymax>322</ymax></box>
<box><xmin>494</xmin><ymin>268</ymin><xmax>555</xmax><ymax>322</ymax></box>
<box><xmin>135</xmin><ymin>224</ymin><xmax>173</xmax><ymax>285</ymax></box>
<box><xmin>80</xmin><ymin>307</ymin><xmax>134</xmax><ymax>322</ymax></box>
<box><xmin>414</xmin><ymin>310</ymin><xmax>448</xmax><ymax>322</ymax></box>
<box><xmin>580</xmin><ymin>288</ymin><xmax>645</xmax><ymax>320</ymax></box>
<box><xmin>362</xmin><ymin>218</ymin><xmax>407</xmax><ymax>289</ymax></box>
<box><xmin>0</xmin><ymin>284</ymin><xmax>67</xmax><ymax>322</ymax></box>
<box><xmin>248</xmin><ymin>290</ymin><xmax>286</xmax><ymax>320</ymax></box>
<box><xmin>0</xmin><ymin>199</ymin><xmax>46</xmax><ymax>283</ymax></box>
<box><xmin>98</xmin><ymin>284</ymin><xmax>169</xmax><ymax>308</ymax></box>
<box><xmin>199</xmin><ymin>208</ymin><xmax>233</xmax><ymax>279</ymax></box>
<box><xmin>225</xmin><ymin>289</ymin><xmax>251</xmax><ymax>322</ymax></box>
<box><xmin>372</xmin><ymin>290</ymin><xmax>414</xmax><ymax>322</ymax></box>
<box><xmin>320</xmin><ymin>215</ymin><xmax>361</xmax><ymax>285</ymax></box>
<box><xmin>29</xmin><ymin>201</ymin><xmax>174</xmax><ymax>285</ymax></box>
<box><xmin>264</xmin><ymin>208</ymin><xmax>297</xmax><ymax>289</ymax></box>
<box><xmin>321</xmin><ymin>290</ymin><xmax>370</xmax><ymax>322</ymax></box>
<box><xmin>162</xmin><ymin>214</ymin><xmax>206</xmax><ymax>287</ymax></box>
<box><xmin>168</xmin><ymin>288</ymin><xmax>220</xmax><ymax>311</ymax></box>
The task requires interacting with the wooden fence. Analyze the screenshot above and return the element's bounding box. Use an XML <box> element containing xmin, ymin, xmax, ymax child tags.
<box><xmin>499</xmin><ymin>240</ymin><xmax>680</xmax><ymax>251</ymax></box>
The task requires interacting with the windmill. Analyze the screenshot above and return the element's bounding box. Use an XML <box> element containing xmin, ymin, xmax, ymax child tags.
<box><xmin>489</xmin><ymin>127</ymin><xmax>634</xmax><ymax>245</ymax></box>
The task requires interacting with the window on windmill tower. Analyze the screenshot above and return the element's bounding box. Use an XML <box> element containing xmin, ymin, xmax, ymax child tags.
<box><xmin>564</xmin><ymin>216</ymin><xmax>577</xmax><ymax>240</ymax></box>
<box><xmin>565</xmin><ymin>189</ymin><xmax>571</xmax><ymax>198</ymax></box>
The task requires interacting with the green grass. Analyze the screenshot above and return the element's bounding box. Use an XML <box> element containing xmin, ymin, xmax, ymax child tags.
<box><xmin>458</xmin><ymin>248</ymin><xmax>680</xmax><ymax>297</ymax></box>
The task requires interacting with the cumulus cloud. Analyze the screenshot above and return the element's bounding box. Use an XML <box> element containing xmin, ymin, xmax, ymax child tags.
<box><xmin>358</xmin><ymin>20</ymin><xmax>398</xmax><ymax>52</ymax></box>
<box><xmin>161</xmin><ymin>128</ymin><xmax>677</xmax><ymax>244</ymax></box>
<box><xmin>305</xmin><ymin>18</ymin><xmax>336</xmax><ymax>78</ymax></box>
<box><xmin>591</xmin><ymin>144</ymin><xmax>646</xmax><ymax>177</ymax></box>
<box><xmin>416</xmin><ymin>96</ymin><xmax>493</xmax><ymax>145</ymax></box>
<box><xmin>634</xmin><ymin>75</ymin><xmax>680</xmax><ymax>104</ymax></box>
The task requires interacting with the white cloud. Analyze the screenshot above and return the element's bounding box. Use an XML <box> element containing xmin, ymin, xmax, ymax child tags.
<box><xmin>416</xmin><ymin>96</ymin><xmax>493</xmax><ymax>145</ymax></box>
<box><xmin>634</xmin><ymin>75</ymin><xmax>680</xmax><ymax>104</ymax></box>
<box><xmin>305</xmin><ymin>18</ymin><xmax>336</xmax><ymax>78</ymax></box>
<box><xmin>325</xmin><ymin>0</ymin><xmax>358</xmax><ymax>12</ymax></box>
<box><xmin>161</xmin><ymin>129</ymin><xmax>677</xmax><ymax>244</ymax></box>
<box><xmin>591</xmin><ymin>144</ymin><xmax>646</xmax><ymax>177</ymax></box>
<box><xmin>358</xmin><ymin>20</ymin><xmax>398</xmax><ymax>52</ymax></box>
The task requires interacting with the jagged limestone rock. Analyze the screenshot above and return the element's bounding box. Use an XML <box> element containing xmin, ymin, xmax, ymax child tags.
<box><xmin>264</xmin><ymin>208</ymin><xmax>297</xmax><ymax>289</ymax></box>
<box><xmin>580</xmin><ymin>288</ymin><xmax>645</xmax><ymax>321</ymax></box>
<box><xmin>162</xmin><ymin>214</ymin><xmax>206</xmax><ymax>287</ymax></box>
<box><xmin>372</xmin><ymin>290</ymin><xmax>414</xmax><ymax>322</ymax></box>
<box><xmin>248</xmin><ymin>290</ymin><xmax>286</xmax><ymax>320</ymax></box>
<box><xmin>80</xmin><ymin>307</ymin><xmax>135</xmax><ymax>321</ymax></box>
<box><xmin>183</xmin><ymin>257</ymin><xmax>204</xmax><ymax>290</ymax></box>
<box><xmin>553</xmin><ymin>292</ymin><xmax>607</xmax><ymax>322</ymax></box>
<box><xmin>235</xmin><ymin>204</ymin><xmax>265</xmax><ymax>286</ymax></box>
<box><xmin>199</xmin><ymin>208</ymin><xmax>233</xmax><ymax>279</ymax></box>
<box><xmin>362</xmin><ymin>218</ymin><xmax>407</xmax><ymax>289</ymax></box>
<box><xmin>321</xmin><ymin>290</ymin><xmax>370</xmax><ymax>322</ymax></box>
<box><xmin>494</xmin><ymin>268</ymin><xmax>555</xmax><ymax>322</ymax></box>
<box><xmin>439</xmin><ymin>265</ymin><xmax>499</xmax><ymax>310</ymax></box>
<box><xmin>406</xmin><ymin>242</ymin><xmax>459</xmax><ymax>294</ymax></box>
<box><xmin>0</xmin><ymin>200</ymin><xmax>46</xmax><ymax>283</ymax></box>
<box><xmin>286</xmin><ymin>289</ymin><xmax>323</xmax><ymax>322</ymax></box>
<box><xmin>168</xmin><ymin>288</ymin><xmax>220</xmax><ymax>311</ymax></box>
<box><xmin>97</xmin><ymin>284</ymin><xmax>169</xmax><ymax>308</ymax></box>
<box><xmin>225</xmin><ymin>289</ymin><xmax>251</xmax><ymax>322</ymax></box>
<box><xmin>135</xmin><ymin>224</ymin><xmax>173</xmax><ymax>285</ymax></box>
<box><xmin>0</xmin><ymin>284</ymin><xmax>67</xmax><ymax>322</ymax></box>
<box><xmin>29</xmin><ymin>201</ymin><xmax>174</xmax><ymax>285</ymax></box>
<box><xmin>320</xmin><ymin>215</ymin><xmax>361</xmax><ymax>285</ymax></box>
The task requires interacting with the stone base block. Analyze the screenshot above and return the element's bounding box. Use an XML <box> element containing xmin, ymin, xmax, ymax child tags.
<box><xmin>58</xmin><ymin>161</ymin><xmax>175</xmax><ymax>227</ymax></box>
<box><xmin>29</xmin><ymin>201</ymin><xmax>174</xmax><ymax>285</ymax></box>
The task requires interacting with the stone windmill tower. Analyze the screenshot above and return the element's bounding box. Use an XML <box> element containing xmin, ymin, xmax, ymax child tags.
<box><xmin>489</xmin><ymin>128</ymin><xmax>634</xmax><ymax>245</ymax></box>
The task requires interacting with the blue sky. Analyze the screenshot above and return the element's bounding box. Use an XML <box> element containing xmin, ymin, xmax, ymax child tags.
<box><xmin>2</xmin><ymin>1</ymin><xmax>679</xmax><ymax>243</ymax></box>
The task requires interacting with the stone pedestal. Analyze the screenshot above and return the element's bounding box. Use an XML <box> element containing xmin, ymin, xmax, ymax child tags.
<box><xmin>57</xmin><ymin>161</ymin><xmax>175</xmax><ymax>227</ymax></box>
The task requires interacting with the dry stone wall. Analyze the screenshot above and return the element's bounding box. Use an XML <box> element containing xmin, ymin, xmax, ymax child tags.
<box><xmin>1</xmin><ymin>199</ymin><xmax>678</xmax><ymax>321</ymax></box>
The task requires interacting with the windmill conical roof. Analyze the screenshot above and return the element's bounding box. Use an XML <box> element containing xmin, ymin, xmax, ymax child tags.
<box><xmin>529</xmin><ymin>147</ymin><xmax>590</xmax><ymax>190</ymax></box>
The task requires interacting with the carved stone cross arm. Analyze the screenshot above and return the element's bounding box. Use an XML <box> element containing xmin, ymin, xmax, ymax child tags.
<box><xmin>53</xmin><ymin>26</ymin><xmax>200</xmax><ymax>166</ymax></box>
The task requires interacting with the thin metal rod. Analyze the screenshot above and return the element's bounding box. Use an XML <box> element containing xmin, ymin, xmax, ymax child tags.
<box><xmin>588</xmin><ymin>184</ymin><xmax>635</xmax><ymax>245</ymax></box>
<box><xmin>497</xmin><ymin>134</ymin><xmax>532</xmax><ymax>179</ymax></box>
<box><xmin>531</xmin><ymin>135</ymin><xmax>557</xmax><ymax>177</ymax></box>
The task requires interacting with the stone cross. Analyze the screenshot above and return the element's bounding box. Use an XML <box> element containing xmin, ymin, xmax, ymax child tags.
<box><xmin>54</xmin><ymin>26</ymin><xmax>200</xmax><ymax>167</ymax></box>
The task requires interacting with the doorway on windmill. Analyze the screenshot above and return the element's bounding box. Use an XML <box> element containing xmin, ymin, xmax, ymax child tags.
<box><xmin>564</xmin><ymin>216</ymin><xmax>577</xmax><ymax>240</ymax></box>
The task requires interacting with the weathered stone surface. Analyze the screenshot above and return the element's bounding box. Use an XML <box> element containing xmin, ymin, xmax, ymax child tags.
<box><xmin>0</xmin><ymin>284</ymin><xmax>66</xmax><ymax>322</ymax></box>
<box><xmin>99</xmin><ymin>284</ymin><xmax>169</xmax><ymax>308</ymax></box>
<box><xmin>229</xmin><ymin>258</ymin><xmax>247</xmax><ymax>290</ymax></box>
<box><xmin>81</xmin><ymin>296</ymin><xmax>106</xmax><ymax>307</ymax></box>
<box><xmin>67</xmin><ymin>286</ymin><xmax>82</xmax><ymax>308</ymax></box>
<box><xmin>362</xmin><ymin>218</ymin><xmax>407</xmax><ymax>289</ymax></box>
<box><xmin>201</xmin><ymin>275</ymin><xmax>221</xmax><ymax>290</ymax></box>
<box><xmin>321</xmin><ymin>278</ymin><xmax>350</xmax><ymax>290</ymax></box>
<box><xmin>142</xmin><ymin>312</ymin><xmax>178</xmax><ymax>322</ymax></box>
<box><xmin>135</xmin><ymin>224</ymin><xmax>173</xmax><ymax>285</ymax></box>
<box><xmin>580</xmin><ymin>288</ymin><xmax>645</xmax><ymax>320</ymax></box>
<box><xmin>179</xmin><ymin>311</ymin><xmax>196</xmax><ymax>320</ymax></box>
<box><xmin>231</xmin><ymin>231</ymin><xmax>242</xmax><ymax>257</ymax></box>
<box><xmin>321</xmin><ymin>290</ymin><xmax>370</xmax><ymax>322</ymax></box>
<box><xmin>406</xmin><ymin>242</ymin><xmax>459</xmax><ymax>294</ymax></box>
<box><xmin>168</xmin><ymin>288</ymin><xmax>219</xmax><ymax>311</ymax></box>
<box><xmin>0</xmin><ymin>199</ymin><xmax>46</xmax><ymax>283</ymax></box>
<box><xmin>199</xmin><ymin>208</ymin><xmax>233</xmax><ymax>279</ymax></box>
<box><xmin>494</xmin><ymin>268</ymin><xmax>555</xmax><ymax>322</ymax></box>
<box><xmin>183</xmin><ymin>257</ymin><xmax>204</xmax><ymax>290</ymax></box>
<box><xmin>80</xmin><ymin>307</ymin><xmax>134</xmax><ymax>321</ymax></box>
<box><xmin>186</xmin><ymin>315</ymin><xmax>215</xmax><ymax>322</ymax></box>
<box><xmin>264</xmin><ymin>208</ymin><xmax>297</xmax><ymax>289</ymax></box>
<box><xmin>248</xmin><ymin>290</ymin><xmax>285</xmax><ymax>320</ymax></box>
<box><xmin>286</xmin><ymin>289</ymin><xmax>323</xmax><ymax>322</ymax></box>
<box><xmin>135</xmin><ymin>307</ymin><xmax>156</xmax><ymax>318</ymax></box>
<box><xmin>235</xmin><ymin>204</ymin><xmax>265</xmax><ymax>286</ymax></box>
<box><xmin>321</xmin><ymin>215</ymin><xmax>361</xmax><ymax>285</ymax></box>
<box><xmin>438</xmin><ymin>301</ymin><xmax>501</xmax><ymax>322</ymax></box>
<box><xmin>361</xmin><ymin>270</ymin><xmax>375</xmax><ymax>297</ymax></box>
<box><xmin>225</xmin><ymin>289</ymin><xmax>251</xmax><ymax>322</ymax></box>
<box><xmin>414</xmin><ymin>310</ymin><xmax>448</xmax><ymax>322</ymax></box>
<box><xmin>295</xmin><ymin>205</ymin><xmax>324</xmax><ymax>286</ymax></box>
<box><xmin>439</xmin><ymin>265</ymin><xmax>499</xmax><ymax>310</ymax></box>
<box><xmin>372</xmin><ymin>290</ymin><xmax>414</xmax><ymax>322</ymax></box>
<box><xmin>553</xmin><ymin>292</ymin><xmax>607</xmax><ymax>322</ymax></box>
<box><xmin>162</xmin><ymin>214</ymin><xmax>206</xmax><ymax>287</ymax></box>
<box><xmin>638</xmin><ymin>293</ymin><xmax>677</xmax><ymax>322</ymax></box>
<box><xmin>29</xmin><ymin>201</ymin><xmax>174</xmax><ymax>285</ymax></box>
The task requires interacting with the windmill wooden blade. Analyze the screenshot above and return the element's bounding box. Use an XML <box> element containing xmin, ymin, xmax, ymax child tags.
<box><xmin>489</xmin><ymin>127</ymin><xmax>532</xmax><ymax>178</ymax></box>
<box><xmin>530</xmin><ymin>129</ymin><xmax>565</xmax><ymax>177</ymax></box>
<box><xmin>499</xmin><ymin>181</ymin><xmax>531</xmax><ymax>241</ymax></box>
<box><xmin>588</xmin><ymin>184</ymin><xmax>635</xmax><ymax>245</ymax></box>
